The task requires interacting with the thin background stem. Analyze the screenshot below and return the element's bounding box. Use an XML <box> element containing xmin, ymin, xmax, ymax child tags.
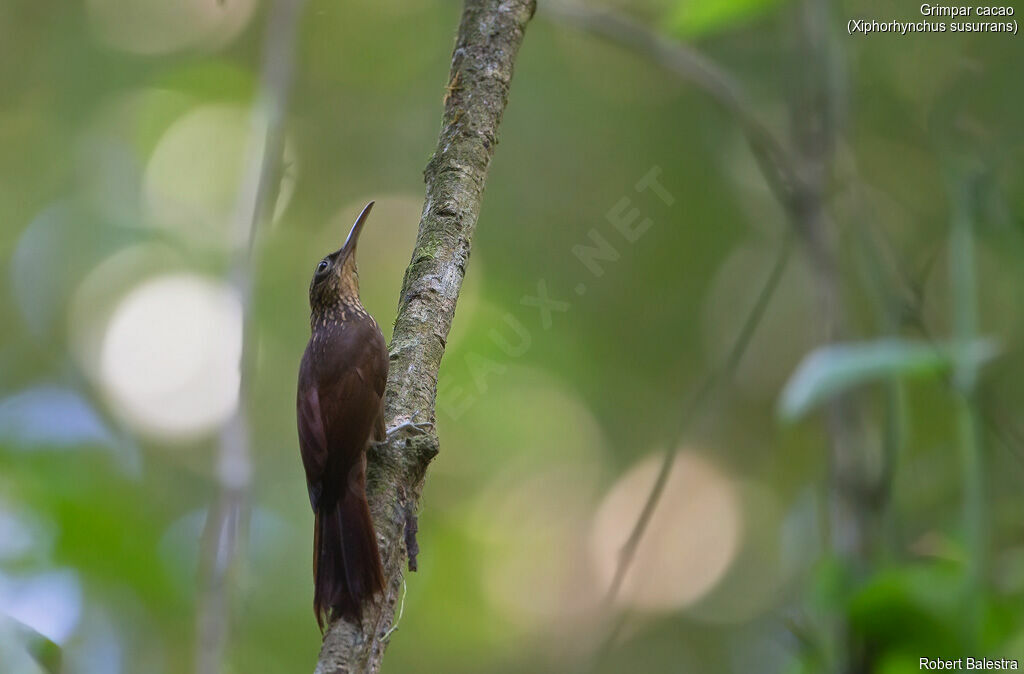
<box><xmin>195</xmin><ymin>1</ymin><xmax>307</xmax><ymax>673</ymax></box>
<box><xmin>548</xmin><ymin>7</ymin><xmax>879</xmax><ymax>671</ymax></box>
<box><xmin>949</xmin><ymin>176</ymin><xmax>986</xmax><ymax>641</ymax></box>
<box><xmin>604</xmin><ymin>238</ymin><xmax>792</xmax><ymax>607</ymax></box>
<box><xmin>545</xmin><ymin>0</ymin><xmax>812</xmax><ymax>640</ymax></box>
<box><xmin>597</xmin><ymin>238</ymin><xmax>792</xmax><ymax>655</ymax></box>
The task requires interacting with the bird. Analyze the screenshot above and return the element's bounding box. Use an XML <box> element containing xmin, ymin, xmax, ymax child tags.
<box><xmin>297</xmin><ymin>201</ymin><xmax>387</xmax><ymax>630</ymax></box>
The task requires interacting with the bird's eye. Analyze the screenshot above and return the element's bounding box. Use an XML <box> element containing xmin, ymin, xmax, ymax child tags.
<box><xmin>315</xmin><ymin>259</ymin><xmax>330</xmax><ymax>275</ymax></box>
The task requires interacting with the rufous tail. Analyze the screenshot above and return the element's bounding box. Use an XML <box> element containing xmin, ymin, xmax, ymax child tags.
<box><xmin>312</xmin><ymin>489</ymin><xmax>384</xmax><ymax>630</ymax></box>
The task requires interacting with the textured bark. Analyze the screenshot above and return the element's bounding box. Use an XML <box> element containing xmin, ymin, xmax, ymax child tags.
<box><xmin>313</xmin><ymin>1</ymin><xmax>536</xmax><ymax>672</ymax></box>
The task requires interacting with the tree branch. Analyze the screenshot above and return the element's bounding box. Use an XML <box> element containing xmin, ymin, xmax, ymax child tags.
<box><xmin>314</xmin><ymin>1</ymin><xmax>536</xmax><ymax>672</ymax></box>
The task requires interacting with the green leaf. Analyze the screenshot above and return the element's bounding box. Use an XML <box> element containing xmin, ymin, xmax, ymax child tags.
<box><xmin>778</xmin><ymin>338</ymin><xmax>998</xmax><ymax>421</ymax></box>
<box><xmin>0</xmin><ymin>615</ymin><xmax>62</xmax><ymax>674</ymax></box>
<box><xmin>847</xmin><ymin>562</ymin><xmax>966</xmax><ymax>652</ymax></box>
<box><xmin>667</xmin><ymin>0</ymin><xmax>787</xmax><ymax>37</ymax></box>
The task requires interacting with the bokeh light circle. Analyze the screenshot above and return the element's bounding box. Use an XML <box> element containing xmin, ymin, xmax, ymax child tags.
<box><xmin>69</xmin><ymin>243</ymin><xmax>185</xmax><ymax>382</ymax></box>
<box><xmin>685</xmin><ymin>482</ymin><xmax>784</xmax><ymax>624</ymax></box>
<box><xmin>591</xmin><ymin>450</ymin><xmax>741</xmax><ymax>612</ymax></box>
<box><xmin>143</xmin><ymin>104</ymin><xmax>296</xmax><ymax>250</ymax></box>
<box><xmin>476</xmin><ymin>465</ymin><xmax>606</xmax><ymax>646</ymax></box>
<box><xmin>434</xmin><ymin>368</ymin><xmax>611</xmax><ymax>503</ymax></box>
<box><xmin>98</xmin><ymin>274</ymin><xmax>242</xmax><ymax>440</ymax></box>
<box><xmin>86</xmin><ymin>0</ymin><xmax>257</xmax><ymax>55</ymax></box>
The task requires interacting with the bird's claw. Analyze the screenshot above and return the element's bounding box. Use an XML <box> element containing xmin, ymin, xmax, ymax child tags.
<box><xmin>386</xmin><ymin>421</ymin><xmax>434</xmax><ymax>439</ymax></box>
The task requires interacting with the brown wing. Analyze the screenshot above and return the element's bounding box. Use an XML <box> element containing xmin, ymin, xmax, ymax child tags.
<box><xmin>297</xmin><ymin>354</ymin><xmax>329</xmax><ymax>510</ymax></box>
<box><xmin>297</xmin><ymin>315</ymin><xmax>388</xmax><ymax>510</ymax></box>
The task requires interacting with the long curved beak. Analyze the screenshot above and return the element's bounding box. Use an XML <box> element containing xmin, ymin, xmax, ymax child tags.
<box><xmin>339</xmin><ymin>201</ymin><xmax>374</xmax><ymax>258</ymax></box>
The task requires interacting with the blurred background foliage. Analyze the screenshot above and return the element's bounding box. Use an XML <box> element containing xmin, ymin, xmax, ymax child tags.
<box><xmin>1</xmin><ymin>0</ymin><xmax>1023</xmax><ymax>672</ymax></box>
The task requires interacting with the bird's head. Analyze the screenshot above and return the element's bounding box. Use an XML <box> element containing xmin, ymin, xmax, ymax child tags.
<box><xmin>308</xmin><ymin>201</ymin><xmax>374</xmax><ymax>314</ymax></box>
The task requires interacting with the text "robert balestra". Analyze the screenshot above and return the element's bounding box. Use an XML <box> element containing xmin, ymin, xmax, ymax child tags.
<box><xmin>921</xmin><ymin>658</ymin><xmax>1019</xmax><ymax>670</ymax></box>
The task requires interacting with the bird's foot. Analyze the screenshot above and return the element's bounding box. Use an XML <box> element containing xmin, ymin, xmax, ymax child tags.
<box><xmin>386</xmin><ymin>420</ymin><xmax>434</xmax><ymax>439</ymax></box>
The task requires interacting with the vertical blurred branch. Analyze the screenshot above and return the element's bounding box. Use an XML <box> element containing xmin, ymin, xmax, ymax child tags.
<box><xmin>314</xmin><ymin>1</ymin><xmax>536</xmax><ymax>672</ymax></box>
<box><xmin>849</xmin><ymin>213</ymin><xmax>909</xmax><ymax>518</ymax></box>
<box><xmin>788</xmin><ymin>0</ymin><xmax>862</xmax><ymax>559</ymax></box>
<box><xmin>195</xmin><ymin>1</ymin><xmax>307</xmax><ymax>673</ymax></box>
<box><xmin>949</xmin><ymin>175</ymin><xmax>986</xmax><ymax>626</ymax></box>
<box><xmin>787</xmin><ymin>0</ymin><xmax>877</xmax><ymax>670</ymax></box>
